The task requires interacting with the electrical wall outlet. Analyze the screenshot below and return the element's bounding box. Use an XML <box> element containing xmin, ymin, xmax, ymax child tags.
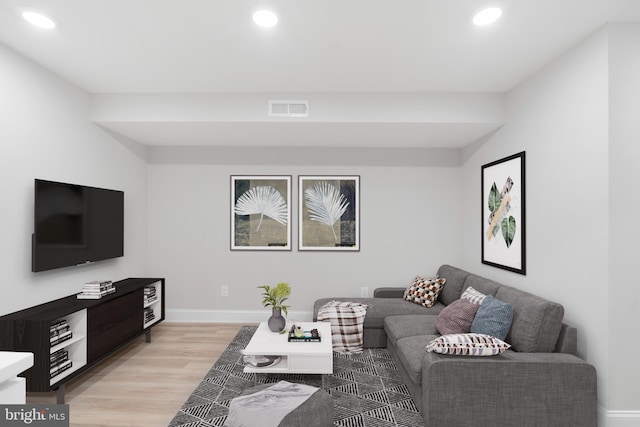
<box><xmin>360</xmin><ymin>287</ymin><xmax>369</xmax><ymax>297</ymax></box>
<box><xmin>221</xmin><ymin>285</ymin><xmax>229</xmax><ymax>297</ymax></box>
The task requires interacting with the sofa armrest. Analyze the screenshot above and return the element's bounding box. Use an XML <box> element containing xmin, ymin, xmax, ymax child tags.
<box><xmin>421</xmin><ymin>351</ymin><xmax>597</xmax><ymax>427</ymax></box>
<box><xmin>555</xmin><ymin>323</ymin><xmax>578</xmax><ymax>355</ymax></box>
<box><xmin>373</xmin><ymin>287</ymin><xmax>405</xmax><ymax>298</ymax></box>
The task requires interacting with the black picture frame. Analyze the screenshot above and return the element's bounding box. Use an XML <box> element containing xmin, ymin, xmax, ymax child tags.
<box><xmin>298</xmin><ymin>175</ymin><xmax>360</xmax><ymax>251</ymax></box>
<box><xmin>481</xmin><ymin>152</ymin><xmax>526</xmax><ymax>274</ymax></box>
<box><xmin>231</xmin><ymin>175</ymin><xmax>292</xmax><ymax>251</ymax></box>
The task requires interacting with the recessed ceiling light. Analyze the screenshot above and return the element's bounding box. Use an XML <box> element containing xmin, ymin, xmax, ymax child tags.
<box><xmin>473</xmin><ymin>7</ymin><xmax>502</xmax><ymax>26</ymax></box>
<box><xmin>22</xmin><ymin>9</ymin><xmax>56</xmax><ymax>29</ymax></box>
<box><xmin>253</xmin><ymin>10</ymin><xmax>278</xmax><ymax>28</ymax></box>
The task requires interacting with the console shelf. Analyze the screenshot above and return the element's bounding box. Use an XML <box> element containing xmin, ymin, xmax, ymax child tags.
<box><xmin>0</xmin><ymin>278</ymin><xmax>165</xmax><ymax>403</ymax></box>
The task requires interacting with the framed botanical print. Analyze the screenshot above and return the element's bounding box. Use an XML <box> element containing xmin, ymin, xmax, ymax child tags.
<box><xmin>231</xmin><ymin>175</ymin><xmax>291</xmax><ymax>250</ymax></box>
<box><xmin>299</xmin><ymin>175</ymin><xmax>360</xmax><ymax>251</ymax></box>
<box><xmin>481</xmin><ymin>152</ymin><xmax>526</xmax><ymax>274</ymax></box>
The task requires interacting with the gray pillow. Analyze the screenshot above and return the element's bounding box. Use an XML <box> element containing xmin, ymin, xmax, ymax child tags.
<box><xmin>470</xmin><ymin>295</ymin><xmax>513</xmax><ymax>340</ymax></box>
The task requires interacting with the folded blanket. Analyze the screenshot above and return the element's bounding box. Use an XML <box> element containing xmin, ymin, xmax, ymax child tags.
<box><xmin>317</xmin><ymin>300</ymin><xmax>369</xmax><ymax>353</ymax></box>
<box><xmin>226</xmin><ymin>381</ymin><xmax>318</xmax><ymax>427</ymax></box>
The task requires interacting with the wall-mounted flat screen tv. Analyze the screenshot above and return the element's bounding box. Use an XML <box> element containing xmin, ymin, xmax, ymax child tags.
<box><xmin>32</xmin><ymin>179</ymin><xmax>124</xmax><ymax>272</ymax></box>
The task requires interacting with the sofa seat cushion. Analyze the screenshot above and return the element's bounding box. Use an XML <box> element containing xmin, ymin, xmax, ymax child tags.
<box><xmin>384</xmin><ymin>315</ymin><xmax>438</xmax><ymax>346</ymax></box>
<box><xmin>313</xmin><ymin>298</ymin><xmax>445</xmax><ymax>329</ymax></box>
<box><xmin>393</xmin><ymin>335</ymin><xmax>438</xmax><ymax>385</ymax></box>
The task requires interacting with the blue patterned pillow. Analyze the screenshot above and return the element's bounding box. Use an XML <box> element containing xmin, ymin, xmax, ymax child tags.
<box><xmin>470</xmin><ymin>295</ymin><xmax>513</xmax><ymax>340</ymax></box>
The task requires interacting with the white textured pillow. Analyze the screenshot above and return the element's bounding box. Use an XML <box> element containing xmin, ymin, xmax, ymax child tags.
<box><xmin>425</xmin><ymin>333</ymin><xmax>510</xmax><ymax>356</ymax></box>
<box><xmin>461</xmin><ymin>286</ymin><xmax>487</xmax><ymax>305</ymax></box>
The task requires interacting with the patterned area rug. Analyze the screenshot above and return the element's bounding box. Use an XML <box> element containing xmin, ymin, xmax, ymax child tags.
<box><xmin>169</xmin><ymin>326</ymin><xmax>426</xmax><ymax>427</ymax></box>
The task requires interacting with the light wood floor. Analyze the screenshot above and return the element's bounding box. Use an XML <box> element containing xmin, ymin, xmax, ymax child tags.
<box><xmin>27</xmin><ymin>322</ymin><xmax>244</xmax><ymax>427</ymax></box>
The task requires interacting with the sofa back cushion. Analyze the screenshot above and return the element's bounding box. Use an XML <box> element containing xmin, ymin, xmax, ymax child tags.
<box><xmin>495</xmin><ymin>286</ymin><xmax>564</xmax><ymax>353</ymax></box>
<box><xmin>463</xmin><ymin>274</ymin><xmax>502</xmax><ymax>298</ymax></box>
<box><xmin>437</xmin><ymin>265</ymin><xmax>471</xmax><ymax>305</ymax></box>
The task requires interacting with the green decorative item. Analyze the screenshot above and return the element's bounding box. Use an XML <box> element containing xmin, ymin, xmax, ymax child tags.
<box><xmin>258</xmin><ymin>282</ymin><xmax>291</xmax><ymax>332</ymax></box>
<box><xmin>488</xmin><ymin>182</ymin><xmax>502</xmax><ymax>213</ymax></box>
<box><xmin>501</xmin><ymin>216</ymin><xmax>516</xmax><ymax>248</ymax></box>
<box><xmin>481</xmin><ymin>151</ymin><xmax>526</xmax><ymax>275</ymax></box>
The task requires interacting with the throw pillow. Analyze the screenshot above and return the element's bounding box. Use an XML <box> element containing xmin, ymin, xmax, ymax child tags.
<box><xmin>402</xmin><ymin>274</ymin><xmax>439</xmax><ymax>299</ymax></box>
<box><xmin>403</xmin><ymin>276</ymin><xmax>446</xmax><ymax>308</ymax></box>
<box><xmin>470</xmin><ymin>295</ymin><xmax>514</xmax><ymax>340</ymax></box>
<box><xmin>425</xmin><ymin>333</ymin><xmax>511</xmax><ymax>356</ymax></box>
<box><xmin>436</xmin><ymin>298</ymin><xmax>480</xmax><ymax>335</ymax></box>
<box><xmin>461</xmin><ymin>286</ymin><xmax>487</xmax><ymax>305</ymax></box>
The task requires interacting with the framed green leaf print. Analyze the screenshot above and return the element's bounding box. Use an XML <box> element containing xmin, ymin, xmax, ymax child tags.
<box><xmin>481</xmin><ymin>152</ymin><xmax>526</xmax><ymax>274</ymax></box>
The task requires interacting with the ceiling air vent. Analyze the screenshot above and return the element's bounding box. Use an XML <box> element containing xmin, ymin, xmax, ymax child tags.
<box><xmin>268</xmin><ymin>100</ymin><xmax>309</xmax><ymax>117</ymax></box>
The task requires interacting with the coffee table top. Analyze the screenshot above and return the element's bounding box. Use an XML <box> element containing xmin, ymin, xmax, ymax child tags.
<box><xmin>243</xmin><ymin>321</ymin><xmax>333</xmax><ymax>357</ymax></box>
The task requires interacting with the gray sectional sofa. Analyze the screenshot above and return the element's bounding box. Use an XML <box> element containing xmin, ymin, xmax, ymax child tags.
<box><xmin>313</xmin><ymin>264</ymin><xmax>597</xmax><ymax>427</ymax></box>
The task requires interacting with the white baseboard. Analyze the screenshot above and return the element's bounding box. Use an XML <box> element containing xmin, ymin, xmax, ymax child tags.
<box><xmin>600</xmin><ymin>408</ymin><xmax>640</xmax><ymax>427</ymax></box>
<box><xmin>165</xmin><ymin>309</ymin><xmax>314</xmax><ymax>323</ymax></box>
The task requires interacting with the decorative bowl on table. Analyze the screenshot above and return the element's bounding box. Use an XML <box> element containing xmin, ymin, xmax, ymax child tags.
<box><xmin>242</xmin><ymin>355</ymin><xmax>281</xmax><ymax>368</ymax></box>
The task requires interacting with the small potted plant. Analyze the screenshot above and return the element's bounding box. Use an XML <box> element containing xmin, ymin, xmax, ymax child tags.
<box><xmin>257</xmin><ymin>282</ymin><xmax>291</xmax><ymax>332</ymax></box>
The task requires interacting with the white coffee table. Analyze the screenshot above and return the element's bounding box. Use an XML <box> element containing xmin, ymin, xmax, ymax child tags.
<box><xmin>242</xmin><ymin>321</ymin><xmax>333</xmax><ymax>383</ymax></box>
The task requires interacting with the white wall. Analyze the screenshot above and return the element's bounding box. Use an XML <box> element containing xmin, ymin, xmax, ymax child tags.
<box><xmin>460</xmin><ymin>25</ymin><xmax>609</xmax><ymax>362</ymax></box>
<box><xmin>146</xmin><ymin>158</ymin><xmax>462</xmax><ymax>321</ymax></box>
<box><xmin>461</xmin><ymin>25</ymin><xmax>640</xmax><ymax>426</ymax></box>
<box><xmin>608</xmin><ymin>23</ymin><xmax>640</xmax><ymax>415</ymax></box>
<box><xmin>0</xmin><ymin>43</ymin><xmax>149</xmax><ymax>315</ymax></box>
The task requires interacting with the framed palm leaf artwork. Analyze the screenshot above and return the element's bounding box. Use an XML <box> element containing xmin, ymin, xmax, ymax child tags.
<box><xmin>231</xmin><ymin>176</ymin><xmax>291</xmax><ymax>250</ymax></box>
<box><xmin>481</xmin><ymin>152</ymin><xmax>526</xmax><ymax>274</ymax></box>
<box><xmin>299</xmin><ymin>176</ymin><xmax>360</xmax><ymax>251</ymax></box>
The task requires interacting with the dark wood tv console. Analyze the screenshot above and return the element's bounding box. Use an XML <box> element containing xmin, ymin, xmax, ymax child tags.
<box><xmin>0</xmin><ymin>278</ymin><xmax>164</xmax><ymax>403</ymax></box>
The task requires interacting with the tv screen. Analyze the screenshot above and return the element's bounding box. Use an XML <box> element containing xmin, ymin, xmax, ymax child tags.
<box><xmin>32</xmin><ymin>179</ymin><xmax>124</xmax><ymax>272</ymax></box>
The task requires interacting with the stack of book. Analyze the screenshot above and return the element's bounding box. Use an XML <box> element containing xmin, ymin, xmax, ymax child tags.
<box><xmin>77</xmin><ymin>280</ymin><xmax>116</xmax><ymax>299</ymax></box>
<box><xmin>144</xmin><ymin>286</ymin><xmax>157</xmax><ymax>305</ymax></box>
<box><xmin>144</xmin><ymin>307</ymin><xmax>155</xmax><ymax>324</ymax></box>
<box><xmin>50</xmin><ymin>348</ymin><xmax>72</xmax><ymax>379</ymax></box>
<box><xmin>50</xmin><ymin>319</ymin><xmax>73</xmax><ymax>347</ymax></box>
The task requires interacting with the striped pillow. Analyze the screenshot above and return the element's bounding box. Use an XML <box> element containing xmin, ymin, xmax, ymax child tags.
<box><xmin>426</xmin><ymin>333</ymin><xmax>510</xmax><ymax>356</ymax></box>
<box><xmin>461</xmin><ymin>286</ymin><xmax>487</xmax><ymax>305</ymax></box>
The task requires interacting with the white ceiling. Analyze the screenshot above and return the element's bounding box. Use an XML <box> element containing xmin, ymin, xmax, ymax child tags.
<box><xmin>1</xmin><ymin>0</ymin><xmax>639</xmax><ymax>148</ymax></box>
